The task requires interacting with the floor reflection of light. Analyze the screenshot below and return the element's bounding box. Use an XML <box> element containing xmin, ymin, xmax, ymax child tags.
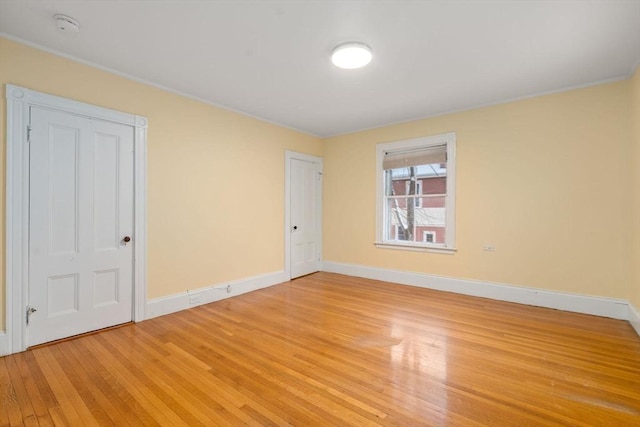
<box><xmin>390</xmin><ymin>323</ymin><xmax>449</xmax><ymax>416</ymax></box>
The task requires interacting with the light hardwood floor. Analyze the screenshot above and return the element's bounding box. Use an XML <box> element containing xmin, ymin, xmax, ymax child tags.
<box><xmin>2</xmin><ymin>272</ymin><xmax>639</xmax><ymax>426</ymax></box>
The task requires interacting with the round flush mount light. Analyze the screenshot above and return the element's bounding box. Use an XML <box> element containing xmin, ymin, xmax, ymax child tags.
<box><xmin>331</xmin><ymin>42</ymin><xmax>373</xmax><ymax>69</ymax></box>
<box><xmin>54</xmin><ymin>14</ymin><xmax>80</xmax><ymax>33</ymax></box>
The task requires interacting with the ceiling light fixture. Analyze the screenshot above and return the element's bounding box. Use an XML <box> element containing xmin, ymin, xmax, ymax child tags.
<box><xmin>331</xmin><ymin>42</ymin><xmax>373</xmax><ymax>69</ymax></box>
<box><xmin>54</xmin><ymin>14</ymin><xmax>80</xmax><ymax>33</ymax></box>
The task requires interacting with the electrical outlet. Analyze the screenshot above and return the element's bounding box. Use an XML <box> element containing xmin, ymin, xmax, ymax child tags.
<box><xmin>483</xmin><ymin>245</ymin><xmax>496</xmax><ymax>252</ymax></box>
<box><xmin>187</xmin><ymin>290</ymin><xmax>203</xmax><ymax>304</ymax></box>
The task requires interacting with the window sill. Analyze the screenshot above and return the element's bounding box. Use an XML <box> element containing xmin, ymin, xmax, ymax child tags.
<box><xmin>374</xmin><ymin>242</ymin><xmax>457</xmax><ymax>254</ymax></box>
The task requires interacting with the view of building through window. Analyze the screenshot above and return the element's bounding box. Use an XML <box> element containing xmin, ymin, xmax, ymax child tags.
<box><xmin>384</xmin><ymin>162</ymin><xmax>447</xmax><ymax>245</ymax></box>
<box><xmin>377</xmin><ymin>133</ymin><xmax>455</xmax><ymax>250</ymax></box>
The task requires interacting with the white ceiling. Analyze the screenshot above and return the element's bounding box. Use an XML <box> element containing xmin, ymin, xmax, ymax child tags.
<box><xmin>1</xmin><ymin>1</ymin><xmax>639</xmax><ymax>137</ymax></box>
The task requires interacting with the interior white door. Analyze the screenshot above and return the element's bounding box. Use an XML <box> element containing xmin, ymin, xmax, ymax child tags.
<box><xmin>28</xmin><ymin>106</ymin><xmax>134</xmax><ymax>347</ymax></box>
<box><xmin>290</xmin><ymin>157</ymin><xmax>322</xmax><ymax>279</ymax></box>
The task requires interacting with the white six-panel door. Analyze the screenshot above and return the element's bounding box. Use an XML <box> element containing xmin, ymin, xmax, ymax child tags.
<box><xmin>290</xmin><ymin>157</ymin><xmax>322</xmax><ymax>279</ymax></box>
<box><xmin>28</xmin><ymin>106</ymin><xmax>134</xmax><ymax>346</ymax></box>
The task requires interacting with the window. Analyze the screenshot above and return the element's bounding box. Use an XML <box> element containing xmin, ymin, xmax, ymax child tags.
<box><xmin>375</xmin><ymin>132</ymin><xmax>456</xmax><ymax>252</ymax></box>
<box><xmin>423</xmin><ymin>231</ymin><xmax>436</xmax><ymax>243</ymax></box>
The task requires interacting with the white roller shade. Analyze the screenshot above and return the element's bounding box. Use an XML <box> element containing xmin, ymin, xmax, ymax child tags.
<box><xmin>383</xmin><ymin>144</ymin><xmax>446</xmax><ymax>170</ymax></box>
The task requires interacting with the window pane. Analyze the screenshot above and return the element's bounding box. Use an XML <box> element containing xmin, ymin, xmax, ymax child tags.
<box><xmin>385</xmin><ymin>196</ymin><xmax>446</xmax><ymax>244</ymax></box>
<box><xmin>422</xmin><ymin>175</ymin><xmax>446</xmax><ymax>195</ymax></box>
<box><xmin>386</xmin><ymin>165</ymin><xmax>446</xmax><ymax>195</ymax></box>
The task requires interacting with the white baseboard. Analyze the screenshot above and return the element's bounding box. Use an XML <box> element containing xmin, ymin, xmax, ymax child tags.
<box><xmin>0</xmin><ymin>332</ymin><xmax>8</xmax><ymax>357</ymax></box>
<box><xmin>145</xmin><ymin>270</ymin><xmax>289</xmax><ymax>320</ymax></box>
<box><xmin>629</xmin><ymin>303</ymin><xmax>640</xmax><ymax>336</ymax></box>
<box><xmin>322</xmin><ymin>261</ymin><xmax>630</xmax><ymax>321</ymax></box>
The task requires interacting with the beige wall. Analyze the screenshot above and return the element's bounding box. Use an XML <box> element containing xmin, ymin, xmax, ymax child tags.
<box><xmin>324</xmin><ymin>78</ymin><xmax>636</xmax><ymax>301</ymax></box>
<box><xmin>0</xmin><ymin>37</ymin><xmax>323</xmax><ymax>330</ymax></box>
<box><xmin>631</xmin><ymin>66</ymin><xmax>640</xmax><ymax>309</ymax></box>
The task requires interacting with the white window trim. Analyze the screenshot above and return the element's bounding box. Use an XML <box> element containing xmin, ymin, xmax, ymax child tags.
<box><xmin>375</xmin><ymin>132</ymin><xmax>457</xmax><ymax>253</ymax></box>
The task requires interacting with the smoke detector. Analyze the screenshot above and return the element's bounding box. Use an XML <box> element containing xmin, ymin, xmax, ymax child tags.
<box><xmin>54</xmin><ymin>14</ymin><xmax>80</xmax><ymax>33</ymax></box>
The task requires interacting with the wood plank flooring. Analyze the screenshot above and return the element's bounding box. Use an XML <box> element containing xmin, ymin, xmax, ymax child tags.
<box><xmin>2</xmin><ymin>272</ymin><xmax>639</xmax><ymax>426</ymax></box>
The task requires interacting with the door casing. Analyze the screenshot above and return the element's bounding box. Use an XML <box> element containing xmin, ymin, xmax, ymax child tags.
<box><xmin>4</xmin><ymin>84</ymin><xmax>148</xmax><ymax>355</ymax></box>
<box><xmin>284</xmin><ymin>150</ymin><xmax>323</xmax><ymax>279</ymax></box>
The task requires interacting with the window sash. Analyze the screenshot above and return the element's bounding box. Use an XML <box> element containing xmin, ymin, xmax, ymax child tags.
<box><xmin>385</xmin><ymin>194</ymin><xmax>445</xmax><ymax>200</ymax></box>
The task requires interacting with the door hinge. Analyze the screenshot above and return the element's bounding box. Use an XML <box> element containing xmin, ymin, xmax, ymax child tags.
<box><xmin>26</xmin><ymin>306</ymin><xmax>37</xmax><ymax>325</ymax></box>
<box><xmin>27</xmin><ymin>125</ymin><xmax>32</xmax><ymax>143</ymax></box>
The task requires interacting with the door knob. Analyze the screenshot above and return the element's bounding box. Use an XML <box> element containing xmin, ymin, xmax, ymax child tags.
<box><xmin>123</xmin><ymin>236</ymin><xmax>131</xmax><ymax>245</ymax></box>
<box><xmin>293</xmin><ymin>226</ymin><xmax>298</xmax><ymax>231</ymax></box>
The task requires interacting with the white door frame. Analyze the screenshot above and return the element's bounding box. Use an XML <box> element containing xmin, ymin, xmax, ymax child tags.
<box><xmin>4</xmin><ymin>84</ymin><xmax>148</xmax><ymax>355</ymax></box>
<box><xmin>284</xmin><ymin>150</ymin><xmax>323</xmax><ymax>279</ymax></box>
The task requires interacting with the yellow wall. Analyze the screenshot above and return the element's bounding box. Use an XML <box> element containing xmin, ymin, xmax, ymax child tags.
<box><xmin>0</xmin><ymin>37</ymin><xmax>323</xmax><ymax>330</ymax></box>
<box><xmin>631</xmin><ymin>66</ymin><xmax>640</xmax><ymax>309</ymax></box>
<box><xmin>324</xmin><ymin>79</ymin><xmax>636</xmax><ymax>301</ymax></box>
<box><xmin>1</xmin><ymin>36</ymin><xmax>639</xmax><ymax>333</ymax></box>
